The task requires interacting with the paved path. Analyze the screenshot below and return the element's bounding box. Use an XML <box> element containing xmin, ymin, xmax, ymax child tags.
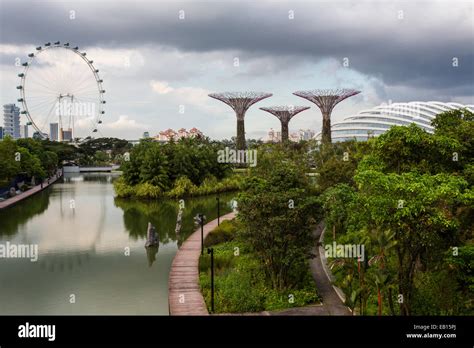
<box><xmin>168</xmin><ymin>211</ymin><xmax>236</xmax><ymax>315</ymax></box>
<box><xmin>0</xmin><ymin>171</ymin><xmax>62</xmax><ymax>210</ymax></box>
<box><xmin>268</xmin><ymin>222</ymin><xmax>352</xmax><ymax>316</ymax></box>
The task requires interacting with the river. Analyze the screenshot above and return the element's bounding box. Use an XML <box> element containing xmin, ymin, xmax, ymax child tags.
<box><xmin>0</xmin><ymin>173</ymin><xmax>235</xmax><ymax>315</ymax></box>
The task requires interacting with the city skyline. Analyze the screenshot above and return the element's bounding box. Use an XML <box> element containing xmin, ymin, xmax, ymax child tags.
<box><xmin>0</xmin><ymin>0</ymin><xmax>473</xmax><ymax>140</ymax></box>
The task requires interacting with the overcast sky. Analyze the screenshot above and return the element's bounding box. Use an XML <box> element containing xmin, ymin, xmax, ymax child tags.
<box><xmin>0</xmin><ymin>0</ymin><xmax>473</xmax><ymax>140</ymax></box>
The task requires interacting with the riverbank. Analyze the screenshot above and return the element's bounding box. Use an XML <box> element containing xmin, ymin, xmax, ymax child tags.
<box><xmin>114</xmin><ymin>174</ymin><xmax>242</xmax><ymax>200</ymax></box>
<box><xmin>0</xmin><ymin>170</ymin><xmax>62</xmax><ymax>211</ymax></box>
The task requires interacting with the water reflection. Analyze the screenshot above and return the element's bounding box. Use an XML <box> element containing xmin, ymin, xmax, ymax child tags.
<box><xmin>114</xmin><ymin>193</ymin><xmax>235</xmax><ymax>248</ymax></box>
<box><xmin>0</xmin><ymin>173</ymin><xmax>236</xmax><ymax>314</ymax></box>
<box><xmin>0</xmin><ymin>190</ymin><xmax>51</xmax><ymax>237</ymax></box>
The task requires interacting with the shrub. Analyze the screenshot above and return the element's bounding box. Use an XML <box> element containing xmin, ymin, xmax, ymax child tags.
<box><xmin>204</xmin><ymin>220</ymin><xmax>238</xmax><ymax>247</ymax></box>
<box><xmin>166</xmin><ymin>176</ymin><xmax>198</xmax><ymax>198</ymax></box>
<box><xmin>135</xmin><ymin>182</ymin><xmax>162</xmax><ymax>199</ymax></box>
<box><xmin>199</xmin><ymin>240</ymin><xmax>319</xmax><ymax>313</ymax></box>
<box><xmin>113</xmin><ymin>176</ymin><xmax>136</xmax><ymax>198</ymax></box>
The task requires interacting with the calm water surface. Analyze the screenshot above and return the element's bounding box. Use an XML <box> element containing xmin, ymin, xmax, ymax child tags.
<box><xmin>0</xmin><ymin>173</ymin><xmax>234</xmax><ymax>315</ymax></box>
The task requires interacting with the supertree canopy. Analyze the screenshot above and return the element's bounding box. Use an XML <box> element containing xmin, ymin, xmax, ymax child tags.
<box><xmin>260</xmin><ymin>105</ymin><xmax>310</xmax><ymax>142</ymax></box>
<box><xmin>293</xmin><ymin>89</ymin><xmax>360</xmax><ymax>143</ymax></box>
<box><xmin>209</xmin><ymin>91</ymin><xmax>272</xmax><ymax>150</ymax></box>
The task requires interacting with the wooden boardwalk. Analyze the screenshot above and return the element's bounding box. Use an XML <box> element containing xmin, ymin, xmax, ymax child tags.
<box><xmin>0</xmin><ymin>171</ymin><xmax>62</xmax><ymax>211</ymax></box>
<box><xmin>168</xmin><ymin>211</ymin><xmax>236</xmax><ymax>315</ymax></box>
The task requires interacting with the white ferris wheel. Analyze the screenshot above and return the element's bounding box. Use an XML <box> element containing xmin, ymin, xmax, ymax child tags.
<box><xmin>16</xmin><ymin>41</ymin><xmax>105</xmax><ymax>142</ymax></box>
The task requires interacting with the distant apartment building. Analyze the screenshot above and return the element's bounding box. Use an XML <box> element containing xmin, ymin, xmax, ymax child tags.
<box><xmin>265</xmin><ymin>128</ymin><xmax>281</xmax><ymax>142</ymax></box>
<box><xmin>154</xmin><ymin>127</ymin><xmax>203</xmax><ymax>142</ymax></box>
<box><xmin>62</xmin><ymin>128</ymin><xmax>73</xmax><ymax>142</ymax></box>
<box><xmin>298</xmin><ymin>129</ymin><xmax>315</xmax><ymax>140</ymax></box>
<box><xmin>142</xmin><ymin>131</ymin><xmax>150</xmax><ymax>139</ymax></box>
<box><xmin>0</xmin><ymin>126</ymin><xmax>3</xmax><ymax>140</ymax></box>
<box><xmin>3</xmin><ymin>104</ymin><xmax>20</xmax><ymax>139</ymax></box>
<box><xmin>265</xmin><ymin>128</ymin><xmax>315</xmax><ymax>143</ymax></box>
<box><xmin>20</xmin><ymin>125</ymin><xmax>28</xmax><ymax>139</ymax></box>
<box><xmin>50</xmin><ymin>123</ymin><xmax>59</xmax><ymax>141</ymax></box>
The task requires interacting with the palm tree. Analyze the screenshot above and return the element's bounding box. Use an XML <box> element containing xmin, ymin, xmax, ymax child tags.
<box><xmin>369</xmin><ymin>229</ymin><xmax>397</xmax><ymax>315</ymax></box>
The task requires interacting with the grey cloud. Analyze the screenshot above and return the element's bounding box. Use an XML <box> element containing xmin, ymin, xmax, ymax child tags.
<box><xmin>1</xmin><ymin>0</ymin><xmax>472</xmax><ymax>99</ymax></box>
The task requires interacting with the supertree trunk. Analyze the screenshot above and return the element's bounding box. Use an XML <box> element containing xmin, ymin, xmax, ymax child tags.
<box><xmin>236</xmin><ymin>116</ymin><xmax>246</xmax><ymax>150</ymax></box>
<box><xmin>281</xmin><ymin>121</ymin><xmax>289</xmax><ymax>142</ymax></box>
<box><xmin>293</xmin><ymin>89</ymin><xmax>361</xmax><ymax>143</ymax></box>
<box><xmin>322</xmin><ymin>112</ymin><xmax>332</xmax><ymax>143</ymax></box>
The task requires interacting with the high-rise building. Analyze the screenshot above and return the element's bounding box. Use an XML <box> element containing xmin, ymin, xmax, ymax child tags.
<box><xmin>62</xmin><ymin>128</ymin><xmax>73</xmax><ymax>142</ymax></box>
<box><xmin>50</xmin><ymin>123</ymin><xmax>59</xmax><ymax>141</ymax></box>
<box><xmin>0</xmin><ymin>126</ymin><xmax>3</xmax><ymax>140</ymax></box>
<box><xmin>3</xmin><ymin>104</ymin><xmax>20</xmax><ymax>139</ymax></box>
<box><xmin>20</xmin><ymin>125</ymin><xmax>28</xmax><ymax>139</ymax></box>
<box><xmin>142</xmin><ymin>131</ymin><xmax>150</xmax><ymax>139</ymax></box>
<box><xmin>296</xmin><ymin>129</ymin><xmax>315</xmax><ymax>141</ymax></box>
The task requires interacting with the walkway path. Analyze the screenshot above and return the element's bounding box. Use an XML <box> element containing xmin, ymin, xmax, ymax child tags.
<box><xmin>268</xmin><ymin>222</ymin><xmax>352</xmax><ymax>316</ymax></box>
<box><xmin>168</xmin><ymin>211</ymin><xmax>236</xmax><ymax>315</ymax></box>
<box><xmin>0</xmin><ymin>171</ymin><xmax>62</xmax><ymax>211</ymax></box>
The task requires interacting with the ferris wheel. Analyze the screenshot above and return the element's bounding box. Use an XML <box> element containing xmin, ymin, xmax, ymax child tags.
<box><xmin>16</xmin><ymin>41</ymin><xmax>105</xmax><ymax>142</ymax></box>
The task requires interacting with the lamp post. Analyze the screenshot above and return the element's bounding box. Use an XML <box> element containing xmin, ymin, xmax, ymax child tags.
<box><xmin>207</xmin><ymin>247</ymin><xmax>215</xmax><ymax>313</ymax></box>
<box><xmin>216</xmin><ymin>197</ymin><xmax>220</xmax><ymax>226</ymax></box>
<box><xmin>199</xmin><ymin>213</ymin><xmax>204</xmax><ymax>255</ymax></box>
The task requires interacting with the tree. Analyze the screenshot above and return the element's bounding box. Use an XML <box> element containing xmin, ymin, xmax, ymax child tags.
<box><xmin>320</xmin><ymin>183</ymin><xmax>357</xmax><ymax>239</ymax></box>
<box><xmin>138</xmin><ymin>142</ymin><xmax>170</xmax><ymax>190</ymax></box>
<box><xmin>354</xmin><ymin>170</ymin><xmax>468</xmax><ymax>315</ymax></box>
<box><xmin>237</xmin><ymin>145</ymin><xmax>318</xmax><ymax>290</ymax></box>
<box><xmin>0</xmin><ymin>137</ymin><xmax>21</xmax><ymax>185</ymax></box>
<box><xmin>17</xmin><ymin>147</ymin><xmax>45</xmax><ymax>180</ymax></box>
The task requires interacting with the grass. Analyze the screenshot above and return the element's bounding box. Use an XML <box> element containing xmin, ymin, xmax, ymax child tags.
<box><xmin>199</xmin><ymin>221</ymin><xmax>320</xmax><ymax>313</ymax></box>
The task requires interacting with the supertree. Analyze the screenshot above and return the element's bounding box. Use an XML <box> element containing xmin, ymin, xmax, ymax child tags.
<box><xmin>208</xmin><ymin>92</ymin><xmax>272</xmax><ymax>150</ymax></box>
<box><xmin>260</xmin><ymin>105</ymin><xmax>310</xmax><ymax>142</ymax></box>
<box><xmin>293</xmin><ymin>89</ymin><xmax>360</xmax><ymax>143</ymax></box>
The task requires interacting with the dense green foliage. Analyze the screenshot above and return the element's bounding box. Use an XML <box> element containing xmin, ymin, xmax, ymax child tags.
<box><xmin>200</xmin><ymin>129</ymin><xmax>473</xmax><ymax>314</ymax></box>
<box><xmin>199</xmin><ymin>220</ymin><xmax>319</xmax><ymax>313</ymax></box>
<box><xmin>115</xmin><ymin>137</ymin><xmax>238</xmax><ymax>198</ymax></box>
<box><xmin>76</xmin><ymin>137</ymin><xmax>132</xmax><ymax>166</ymax></box>
<box><xmin>317</xmin><ymin>109</ymin><xmax>474</xmax><ymax>315</ymax></box>
<box><xmin>237</xmin><ymin>144</ymin><xmax>320</xmax><ymax>290</ymax></box>
<box><xmin>0</xmin><ymin>137</ymin><xmax>69</xmax><ymax>187</ymax></box>
<box><xmin>204</xmin><ymin>219</ymin><xmax>238</xmax><ymax>247</ymax></box>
